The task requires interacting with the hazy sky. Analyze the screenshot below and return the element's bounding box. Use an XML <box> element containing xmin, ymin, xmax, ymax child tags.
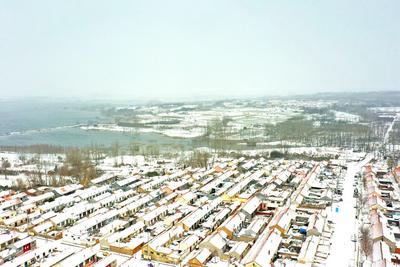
<box><xmin>1</xmin><ymin>1</ymin><xmax>399</xmax><ymax>100</ymax></box>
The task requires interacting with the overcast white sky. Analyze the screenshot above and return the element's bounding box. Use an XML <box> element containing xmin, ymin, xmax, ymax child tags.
<box><xmin>1</xmin><ymin>1</ymin><xmax>399</xmax><ymax>100</ymax></box>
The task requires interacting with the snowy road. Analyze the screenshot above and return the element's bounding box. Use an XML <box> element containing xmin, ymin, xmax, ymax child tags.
<box><xmin>383</xmin><ymin>114</ymin><xmax>399</xmax><ymax>144</ymax></box>
<box><xmin>326</xmin><ymin>154</ymin><xmax>372</xmax><ymax>267</ymax></box>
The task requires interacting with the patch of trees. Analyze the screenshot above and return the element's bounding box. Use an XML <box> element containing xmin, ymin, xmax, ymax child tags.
<box><xmin>145</xmin><ymin>171</ymin><xmax>160</xmax><ymax>177</ymax></box>
<box><xmin>0</xmin><ymin>144</ymin><xmax>69</xmax><ymax>154</ymax></box>
<box><xmin>204</xmin><ymin>117</ymin><xmax>232</xmax><ymax>155</ymax></box>
<box><xmin>269</xmin><ymin>151</ymin><xmax>285</xmax><ymax>159</ymax></box>
<box><xmin>268</xmin><ymin>150</ymin><xmax>335</xmax><ymax>161</ymax></box>
<box><xmin>263</xmin><ymin>116</ymin><xmax>379</xmax><ymax>152</ymax></box>
<box><xmin>179</xmin><ymin>151</ymin><xmax>210</xmax><ymax>169</ymax></box>
<box><xmin>59</xmin><ymin>149</ymin><xmax>100</xmax><ymax>187</ymax></box>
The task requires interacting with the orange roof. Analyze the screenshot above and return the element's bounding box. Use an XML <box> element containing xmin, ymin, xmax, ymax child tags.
<box><xmin>214</xmin><ymin>166</ymin><xmax>224</xmax><ymax>173</ymax></box>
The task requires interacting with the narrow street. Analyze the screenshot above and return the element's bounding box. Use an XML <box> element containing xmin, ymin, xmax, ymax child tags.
<box><xmin>327</xmin><ymin>154</ymin><xmax>372</xmax><ymax>267</ymax></box>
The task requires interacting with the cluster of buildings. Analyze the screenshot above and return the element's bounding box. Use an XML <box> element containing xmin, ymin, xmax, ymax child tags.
<box><xmin>0</xmin><ymin>155</ymin><xmax>349</xmax><ymax>266</ymax></box>
<box><xmin>360</xmin><ymin>162</ymin><xmax>400</xmax><ymax>266</ymax></box>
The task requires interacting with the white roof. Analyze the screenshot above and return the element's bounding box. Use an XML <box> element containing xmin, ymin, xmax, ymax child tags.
<box><xmin>107</xmin><ymin>221</ymin><xmax>145</xmax><ymax>243</ymax></box>
<box><xmin>241</xmin><ymin>228</ymin><xmax>282</xmax><ymax>266</ymax></box>
<box><xmin>58</xmin><ymin>245</ymin><xmax>100</xmax><ymax>267</ymax></box>
<box><xmin>229</xmin><ymin>241</ymin><xmax>249</xmax><ymax>256</ymax></box>
<box><xmin>40</xmin><ymin>247</ymin><xmax>80</xmax><ymax>267</ymax></box>
<box><xmin>149</xmin><ymin>226</ymin><xmax>184</xmax><ymax>249</ymax></box>
<box><xmin>91</xmin><ymin>173</ymin><xmax>118</xmax><ymax>184</ymax></box>
<box><xmin>33</xmin><ymin>221</ymin><xmax>53</xmax><ymax>233</ymax></box>
<box><xmin>3</xmin><ymin>213</ymin><xmax>27</xmax><ymax>225</ymax></box>
<box><xmin>142</xmin><ymin>206</ymin><xmax>167</xmax><ymax>222</ymax></box>
<box><xmin>0</xmin><ymin>231</ymin><xmax>19</xmax><ymax>245</ymax></box>
<box><xmin>53</xmin><ymin>184</ymin><xmax>83</xmax><ymax>195</ymax></box>
<box><xmin>191</xmin><ymin>248</ymin><xmax>211</xmax><ymax>264</ymax></box>
<box><xmin>241</xmin><ymin>196</ymin><xmax>261</xmax><ymax>215</ymax></box>
<box><xmin>12</xmin><ymin>236</ymin><xmax>34</xmax><ymax>248</ymax></box>
<box><xmin>202</xmin><ymin>232</ymin><xmax>226</xmax><ymax>250</ymax></box>
<box><xmin>39</xmin><ymin>195</ymin><xmax>75</xmax><ymax>212</ymax></box>
<box><xmin>93</xmin><ymin>255</ymin><xmax>118</xmax><ymax>267</ymax></box>
<box><xmin>220</xmin><ymin>212</ymin><xmax>246</xmax><ymax>233</ymax></box>
<box><xmin>25</xmin><ymin>192</ymin><xmax>55</xmax><ymax>205</ymax></box>
<box><xmin>51</xmin><ymin>212</ymin><xmax>73</xmax><ymax>225</ymax></box>
<box><xmin>116</xmin><ymin>175</ymin><xmax>138</xmax><ymax>187</ymax></box>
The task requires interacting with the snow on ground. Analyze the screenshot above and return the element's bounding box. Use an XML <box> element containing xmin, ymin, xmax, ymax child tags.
<box><xmin>81</xmin><ymin>123</ymin><xmax>205</xmax><ymax>138</ymax></box>
<box><xmin>162</xmin><ymin>128</ymin><xmax>204</xmax><ymax>138</ymax></box>
<box><xmin>333</xmin><ymin>111</ymin><xmax>361</xmax><ymax>122</ymax></box>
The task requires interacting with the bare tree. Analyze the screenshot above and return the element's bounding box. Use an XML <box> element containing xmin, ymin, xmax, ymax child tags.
<box><xmin>1</xmin><ymin>158</ymin><xmax>11</xmax><ymax>179</ymax></box>
<box><xmin>206</xmin><ymin>118</ymin><xmax>230</xmax><ymax>164</ymax></box>
<box><xmin>80</xmin><ymin>166</ymin><xmax>97</xmax><ymax>188</ymax></box>
<box><xmin>360</xmin><ymin>226</ymin><xmax>373</xmax><ymax>260</ymax></box>
<box><xmin>13</xmin><ymin>178</ymin><xmax>27</xmax><ymax>191</ymax></box>
<box><xmin>111</xmin><ymin>141</ymin><xmax>120</xmax><ymax>166</ymax></box>
<box><xmin>181</xmin><ymin>151</ymin><xmax>210</xmax><ymax>169</ymax></box>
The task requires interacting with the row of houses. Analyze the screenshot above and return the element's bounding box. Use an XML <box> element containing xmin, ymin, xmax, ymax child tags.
<box><xmin>362</xmin><ymin>163</ymin><xmax>400</xmax><ymax>266</ymax></box>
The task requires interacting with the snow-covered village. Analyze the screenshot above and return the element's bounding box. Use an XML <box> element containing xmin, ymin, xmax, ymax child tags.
<box><xmin>0</xmin><ymin>148</ymin><xmax>393</xmax><ymax>267</ymax></box>
<box><xmin>2</xmin><ymin>1</ymin><xmax>400</xmax><ymax>266</ymax></box>
<box><xmin>1</xmin><ymin>93</ymin><xmax>400</xmax><ymax>266</ymax></box>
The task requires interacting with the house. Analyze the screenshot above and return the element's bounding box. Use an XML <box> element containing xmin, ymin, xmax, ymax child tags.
<box><xmin>0</xmin><ymin>198</ymin><xmax>23</xmax><ymax>211</ymax></box>
<box><xmin>177</xmin><ymin>191</ymin><xmax>197</xmax><ymax>204</ymax></box>
<box><xmin>229</xmin><ymin>241</ymin><xmax>250</xmax><ymax>261</ymax></box>
<box><xmin>241</xmin><ymin>228</ymin><xmax>283</xmax><ymax>267</ymax></box>
<box><xmin>53</xmin><ymin>184</ymin><xmax>83</xmax><ymax>196</ymax></box>
<box><xmin>199</xmin><ymin>231</ymin><xmax>228</xmax><ymax>259</ymax></box>
<box><xmin>32</xmin><ymin>221</ymin><xmax>54</xmax><ymax>235</ymax></box>
<box><xmin>307</xmin><ymin>212</ymin><xmax>326</xmax><ymax>236</ymax></box>
<box><xmin>50</xmin><ymin>212</ymin><xmax>75</xmax><ymax>229</ymax></box>
<box><xmin>0</xmin><ymin>231</ymin><xmax>21</xmax><ymax>250</ymax></box>
<box><xmin>11</xmin><ymin>237</ymin><xmax>37</xmax><ymax>257</ymax></box>
<box><xmin>105</xmin><ymin>221</ymin><xmax>145</xmax><ymax>245</ymax></box>
<box><xmin>297</xmin><ymin>234</ymin><xmax>320</xmax><ymax>264</ymax></box>
<box><xmin>370</xmin><ymin>210</ymin><xmax>396</xmax><ymax>248</ymax></box>
<box><xmin>241</xmin><ymin>196</ymin><xmax>261</xmax><ymax>220</ymax></box>
<box><xmin>368</xmin><ymin>195</ymin><xmax>387</xmax><ymax>211</ymax></box>
<box><xmin>142</xmin><ymin>226</ymin><xmax>185</xmax><ymax>265</ymax></box>
<box><xmin>180</xmin><ymin>198</ymin><xmax>221</xmax><ymax>231</ymax></box>
<box><xmin>238</xmin><ymin>217</ymin><xmax>268</xmax><ymax>242</ymax></box>
<box><xmin>57</xmin><ymin>245</ymin><xmax>100</xmax><ymax>267</ymax></box>
<box><xmin>141</xmin><ymin>206</ymin><xmax>168</xmax><ymax>226</ymax></box>
<box><xmin>162</xmin><ymin>180</ymin><xmax>189</xmax><ymax>195</ymax></box>
<box><xmin>92</xmin><ymin>254</ymin><xmax>118</xmax><ymax>267</ymax></box>
<box><xmin>3</xmin><ymin>213</ymin><xmax>28</xmax><ymax>228</ymax></box>
<box><xmin>219</xmin><ymin>212</ymin><xmax>246</xmax><ymax>239</ymax></box>
<box><xmin>91</xmin><ymin>173</ymin><xmax>119</xmax><ymax>186</ymax></box>
<box><xmin>38</xmin><ymin>195</ymin><xmax>75</xmax><ymax>213</ymax></box>
<box><xmin>25</xmin><ymin>192</ymin><xmax>55</xmax><ymax>205</ymax></box>
<box><xmin>109</xmin><ymin>237</ymin><xmax>145</xmax><ymax>256</ymax></box>
<box><xmin>269</xmin><ymin>208</ymin><xmax>293</xmax><ymax>236</ymax></box>
<box><xmin>188</xmin><ymin>248</ymin><xmax>212</xmax><ymax>267</ymax></box>
<box><xmin>179</xmin><ymin>234</ymin><xmax>201</xmax><ymax>253</ymax></box>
